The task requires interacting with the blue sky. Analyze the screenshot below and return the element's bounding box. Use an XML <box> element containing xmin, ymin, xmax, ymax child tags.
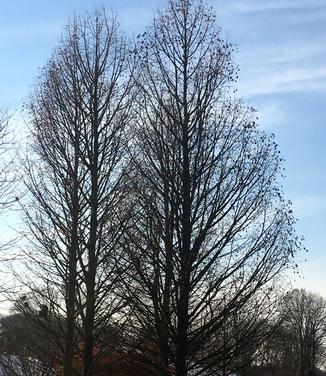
<box><xmin>0</xmin><ymin>0</ymin><xmax>325</xmax><ymax>297</ymax></box>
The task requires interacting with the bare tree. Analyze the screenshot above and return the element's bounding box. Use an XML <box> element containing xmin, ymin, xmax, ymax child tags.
<box><xmin>279</xmin><ymin>289</ymin><xmax>326</xmax><ymax>376</ymax></box>
<box><xmin>22</xmin><ymin>9</ymin><xmax>132</xmax><ymax>376</ymax></box>
<box><xmin>122</xmin><ymin>0</ymin><xmax>299</xmax><ymax>375</ymax></box>
<box><xmin>0</xmin><ymin>110</ymin><xmax>16</xmax><ymax>212</ymax></box>
<box><xmin>0</xmin><ymin>309</ymin><xmax>57</xmax><ymax>375</ymax></box>
<box><xmin>201</xmin><ymin>296</ymin><xmax>279</xmax><ymax>376</ymax></box>
<box><xmin>0</xmin><ymin>110</ymin><xmax>19</xmax><ymax>299</ymax></box>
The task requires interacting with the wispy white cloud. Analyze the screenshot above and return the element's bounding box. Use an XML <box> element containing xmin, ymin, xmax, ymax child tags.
<box><xmin>239</xmin><ymin>41</ymin><xmax>326</xmax><ymax>67</ymax></box>
<box><xmin>292</xmin><ymin>195</ymin><xmax>326</xmax><ymax>220</ymax></box>
<box><xmin>238</xmin><ymin>66</ymin><xmax>326</xmax><ymax>97</ymax></box>
<box><xmin>221</xmin><ymin>0</ymin><xmax>326</xmax><ymax>99</ymax></box>
<box><xmin>0</xmin><ymin>21</ymin><xmax>62</xmax><ymax>39</ymax></box>
<box><xmin>285</xmin><ymin>8</ymin><xmax>326</xmax><ymax>24</ymax></box>
<box><xmin>256</xmin><ymin>100</ymin><xmax>288</xmax><ymax>130</ymax></box>
<box><xmin>226</xmin><ymin>0</ymin><xmax>326</xmax><ymax>13</ymax></box>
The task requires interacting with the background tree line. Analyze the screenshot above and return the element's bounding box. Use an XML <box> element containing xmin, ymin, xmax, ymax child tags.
<box><xmin>0</xmin><ymin>0</ymin><xmax>315</xmax><ymax>376</ymax></box>
<box><xmin>2</xmin><ymin>288</ymin><xmax>326</xmax><ymax>376</ymax></box>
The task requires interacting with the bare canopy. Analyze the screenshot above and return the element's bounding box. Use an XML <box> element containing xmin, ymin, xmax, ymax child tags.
<box><xmin>122</xmin><ymin>0</ymin><xmax>299</xmax><ymax>375</ymax></box>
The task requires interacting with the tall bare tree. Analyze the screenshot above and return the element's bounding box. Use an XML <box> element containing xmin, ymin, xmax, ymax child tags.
<box><xmin>123</xmin><ymin>0</ymin><xmax>299</xmax><ymax>375</ymax></box>
<box><xmin>23</xmin><ymin>9</ymin><xmax>132</xmax><ymax>376</ymax></box>
<box><xmin>0</xmin><ymin>111</ymin><xmax>16</xmax><ymax>212</ymax></box>
<box><xmin>280</xmin><ymin>289</ymin><xmax>326</xmax><ymax>376</ymax></box>
<box><xmin>0</xmin><ymin>110</ymin><xmax>19</xmax><ymax>297</ymax></box>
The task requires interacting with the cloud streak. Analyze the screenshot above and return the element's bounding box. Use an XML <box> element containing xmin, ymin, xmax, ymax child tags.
<box><xmin>239</xmin><ymin>41</ymin><xmax>326</xmax><ymax>66</ymax></box>
<box><xmin>238</xmin><ymin>66</ymin><xmax>326</xmax><ymax>97</ymax></box>
<box><xmin>256</xmin><ymin>100</ymin><xmax>288</xmax><ymax>130</ymax></box>
<box><xmin>292</xmin><ymin>195</ymin><xmax>326</xmax><ymax>220</ymax></box>
<box><xmin>0</xmin><ymin>21</ymin><xmax>62</xmax><ymax>39</ymax></box>
<box><xmin>227</xmin><ymin>0</ymin><xmax>326</xmax><ymax>13</ymax></box>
